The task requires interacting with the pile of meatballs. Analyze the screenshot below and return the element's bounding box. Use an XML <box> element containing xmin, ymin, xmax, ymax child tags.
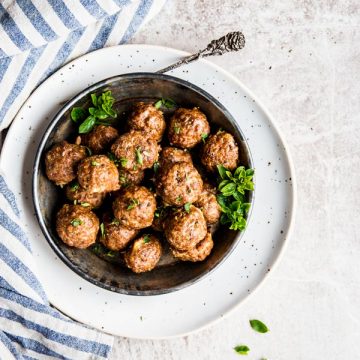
<box><xmin>45</xmin><ymin>101</ymin><xmax>240</xmax><ymax>273</ymax></box>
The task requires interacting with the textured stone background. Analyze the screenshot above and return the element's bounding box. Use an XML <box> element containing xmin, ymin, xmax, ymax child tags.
<box><xmin>110</xmin><ymin>1</ymin><xmax>360</xmax><ymax>359</ymax></box>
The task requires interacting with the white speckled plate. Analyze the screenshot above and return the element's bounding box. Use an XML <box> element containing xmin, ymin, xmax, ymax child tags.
<box><xmin>0</xmin><ymin>44</ymin><xmax>296</xmax><ymax>339</ymax></box>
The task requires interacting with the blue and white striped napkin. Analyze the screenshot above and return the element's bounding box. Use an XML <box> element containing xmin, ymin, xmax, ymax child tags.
<box><xmin>0</xmin><ymin>1</ymin><xmax>165</xmax><ymax>358</ymax></box>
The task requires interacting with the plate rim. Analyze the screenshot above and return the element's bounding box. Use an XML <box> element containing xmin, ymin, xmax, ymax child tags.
<box><xmin>1</xmin><ymin>43</ymin><xmax>297</xmax><ymax>339</ymax></box>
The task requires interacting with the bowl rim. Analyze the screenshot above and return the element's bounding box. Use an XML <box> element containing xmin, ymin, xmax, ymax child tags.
<box><xmin>32</xmin><ymin>72</ymin><xmax>255</xmax><ymax>296</ymax></box>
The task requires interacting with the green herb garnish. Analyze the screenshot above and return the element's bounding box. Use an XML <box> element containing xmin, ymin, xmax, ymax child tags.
<box><xmin>70</xmin><ymin>107</ymin><xmax>87</xmax><ymax>122</ymax></box>
<box><xmin>70</xmin><ymin>182</ymin><xmax>80</xmax><ymax>192</ymax></box>
<box><xmin>91</xmin><ymin>160</ymin><xmax>100</xmax><ymax>166</ymax></box>
<box><xmin>216</xmin><ymin>165</ymin><xmax>254</xmax><ymax>231</ymax></box>
<box><xmin>184</xmin><ymin>203</ymin><xmax>191</xmax><ymax>213</ymax></box>
<box><xmin>110</xmin><ymin>218</ymin><xmax>120</xmax><ymax>225</ymax></box>
<box><xmin>71</xmin><ymin>91</ymin><xmax>117</xmax><ymax>134</ymax></box>
<box><xmin>234</xmin><ymin>345</ymin><xmax>250</xmax><ymax>355</ymax></box>
<box><xmin>201</xmin><ymin>133</ymin><xmax>209</xmax><ymax>143</ymax></box>
<box><xmin>119</xmin><ymin>175</ymin><xmax>127</xmax><ymax>184</ymax></box>
<box><xmin>174</xmin><ymin>125</ymin><xmax>181</xmax><ymax>134</ymax></box>
<box><xmin>153</xmin><ymin>161</ymin><xmax>159</xmax><ymax>173</ymax></box>
<box><xmin>176</xmin><ymin>195</ymin><xmax>183</xmax><ymax>203</ymax></box>
<box><xmin>143</xmin><ymin>234</ymin><xmax>150</xmax><ymax>243</ymax></box>
<box><xmin>80</xmin><ymin>202</ymin><xmax>91</xmax><ymax>207</ymax></box>
<box><xmin>120</xmin><ymin>158</ymin><xmax>128</xmax><ymax>167</ymax></box>
<box><xmin>127</xmin><ymin>198</ymin><xmax>139</xmax><ymax>210</ymax></box>
<box><xmin>154</xmin><ymin>98</ymin><xmax>176</xmax><ymax>109</ymax></box>
<box><xmin>106</xmin><ymin>250</ymin><xmax>115</xmax><ymax>257</ymax></box>
<box><xmin>100</xmin><ymin>223</ymin><xmax>105</xmax><ymax>238</ymax></box>
<box><xmin>135</xmin><ymin>147</ymin><xmax>143</xmax><ymax>165</ymax></box>
<box><xmin>249</xmin><ymin>319</ymin><xmax>269</xmax><ymax>333</ymax></box>
<box><xmin>71</xmin><ymin>219</ymin><xmax>82</xmax><ymax>227</ymax></box>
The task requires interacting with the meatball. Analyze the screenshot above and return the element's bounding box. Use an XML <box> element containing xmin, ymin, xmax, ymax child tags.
<box><xmin>158</xmin><ymin>147</ymin><xmax>192</xmax><ymax>170</ymax></box>
<box><xmin>100</xmin><ymin>214</ymin><xmax>138</xmax><ymax>251</ymax></box>
<box><xmin>156</xmin><ymin>161</ymin><xmax>203</xmax><ymax>206</ymax></box>
<box><xmin>112</xmin><ymin>185</ymin><xmax>156</xmax><ymax>229</ymax></box>
<box><xmin>45</xmin><ymin>141</ymin><xmax>87</xmax><ymax>186</ymax></box>
<box><xmin>81</xmin><ymin>125</ymin><xmax>118</xmax><ymax>154</ymax></box>
<box><xmin>128</xmin><ymin>102</ymin><xmax>166</xmax><ymax>142</ymax></box>
<box><xmin>168</xmin><ymin>108</ymin><xmax>210</xmax><ymax>149</ymax></box>
<box><xmin>56</xmin><ymin>204</ymin><xmax>99</xmax><ymax>248</ymax></box>
<box><xmin>65</xmin><ymin>182</ymin><xmax>105</xmax><ymax>209</ymax></box>
<box><xmin>201</xmin><ymin>131</ymin><xmax>239</xmax><ymax>172</ymax></box>
<box><xmin>195</xmin><ymin>183</ymin><xmax>221</xmax><ymax>224</ymax></box>
<box><xmin>164</xmin><ymin>205</ymin><xmax>207</xmax><ymax>251</ymax></box>
<box><xmin>171</xmin><ymin>232</ymin><xmax>213</xmax><ymax>262</ymax></box>
<box><xmin>77</xmin><ymin>155</ymin><xmax>120</xmax><ymax>193</ymax></box>
<box><xmin>111</xmin><ymin>130</ymin><xmax>160</xmax><ymax>171</ymax></box>
<box><xmin>124</xmin><ymin>234</ymin><xmax>162</xmax><ymax>273</ymax></box>
<box><xmin>118</xmin><ymin>169</ymin><xmax>144</xmax><ymax>187</ymax></box>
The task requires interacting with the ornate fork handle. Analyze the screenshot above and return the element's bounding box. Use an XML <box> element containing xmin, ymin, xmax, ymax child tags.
<box><xmin>156</xmin><ymin>31</ymin><xmax>245</xmax><ymax>74</ymax></box>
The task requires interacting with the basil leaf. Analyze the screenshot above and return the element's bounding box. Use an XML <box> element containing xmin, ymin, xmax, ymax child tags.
<box><xmin>154</xmin><ymin>100</ymin><xmax>162</xmax><ymax>109</ymax></box>
<box><xmin>201</xmin><ymin>133</ymin><xmax>209</xmax><ymax>143</ymax></box>
<box><xmin>220</xmin><ymin>182</ymin><xmax>236</xmax><ymax>196</ymax></box>
<box><xmin>135</xmin><ymin>147</ymin><xmax>143</xmax><ymax>165</ymax></box>
<box><xmin>70</xmin><ymin>219</ymin><xmax>83</xmax><ymax>227</ymax></box>
<box><xmin>100</xmin><ymin>223</ymin><xmax>105</xmax><ymax>238</ymax></box>
<box><xmin>217</xmin><ymin>164</ymin><xmax>228</xmax><ymax>179</ymax></box>
<box><xmin>71</xmin><ymin>107</ymin><xmax>87</xmax><ymax>123</ymax></box>
<box><xmin>79</xmin><ymin>115</ymin><xmax>96</xmax><ymax>134</ymax></box>
<box><xmin>120</xmin><ymin>158</ymin><xmax>128</xmax><ymax>167</ymax></box>
<box><xmin>91</xmin><ymin>93</ymin><xmax>98</xmax><ymax>106</ymax></box>
<box><xmin>184</xmin><ymin>203</ymin><xmax>191</xmax><ymax>213</ymax></box>
<box><xmin>127</xmin><ymin>198</ymin><xmax>139</xmax><ymax>210</ymax></box>
<box><xmin>249</xmin><ymin>319</ymin><xmax>269</xmax><ymax>333</ymax></box>
<box><xmin>143</xmin><ymin>234</ymin><xmax>150</xmax><ymax>243</ymax></box>
<box><xmin>163</xmin><ymin>98</ymin><xmax>176</xmax><ymax>109</ymax></box>
<box><xmin>234</xmin><ymin>345</ymin><xmax>249</xmax><ymax>355</ymax></box>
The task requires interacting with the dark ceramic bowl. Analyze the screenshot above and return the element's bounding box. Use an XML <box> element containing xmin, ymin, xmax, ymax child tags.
<box><xmin>33</xmin><ymin>73</ymin><xmax>253</xmax><ymax>295</ymax></box>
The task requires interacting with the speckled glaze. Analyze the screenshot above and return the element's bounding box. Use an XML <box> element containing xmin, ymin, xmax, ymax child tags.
<box><xmin>0</xmin><ymin>44</ymin><xmax>295</xmax><ymax>339</ymax></box>
<box><xmin>33</xmin><ymin>73</ymin><xmax>253</xmax><ymax>295</ymax></box>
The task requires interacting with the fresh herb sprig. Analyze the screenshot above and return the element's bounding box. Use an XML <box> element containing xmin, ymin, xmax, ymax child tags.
<box><xmin>71</xmin><ymin>90</ymin><xmax>117</xmax><ymax>134</ymax></box>
<box><xmin>216</xmin><ymin>165</ymin><xmax>254</xmax><ymax>231</ymax></box>
<box><xmin>154</xmin><ymin>98</ymin><xmax>176</xmax><ymax>109</ymax></box>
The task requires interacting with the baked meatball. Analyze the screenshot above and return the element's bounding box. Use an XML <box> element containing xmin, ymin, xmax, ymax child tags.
<box><xmin>81</xmin><ymin>125</ymin><xmax>118</xmax><ymax>154</ymax></box>
<box><xmin>124</xmin><ymin>234</ymin><xmax>162</xmax><ymax>273</ymax></box>
<box><xmin>56</xmin><ymin>204</ymin><xmax>99</xmax><ymax>248</ymax></box>
<box><xmin>158</xmin><ymin>147</ymin><xmax>192</xmax><ymax>170</ymax></box>
<box><xmin>168</xmin><ymin>108</ymin><xmax>210</xmax><ymax>149</ymax></box>
<box><xmin>128</xmin><ymin>102</ymin><xmax>166</xmax><ymax>142</ymax></box>
<box><xmin>112</xmin><ymin>185</ymin><xmax>156</xmax><ymax>229</ymax></box>
<box><xmin>171</xmin><ymin>232</ymin><xmax>213</xmax><ymax>262</ymax></box>
<box><xmin>77</xmin><ymin>155</ymin><xmax>120</xmax><ymax>193</ymax></box>
<box><xmin>111</xmin><ymin>130</ymin><xmax>160</xmax><ymax>171</ymax></box>
<box><xmin>118</xmin><ymin>169</ymin><xmax>145</xmax><ymax>187</ymax></box>
<box><xmin>201</xmin><ymin>131</ymin><xmax>239</xmax><ymax>172</ymax></box>
<box><xmin>100</xmin><ymin>214</ymin><xmax>138</xmax><ymax>251</ymax></box>
<box><xmin>156</xmin><ymin>161</ymin><xmax>203</xmax><ymax>206</ymax></box>
<box><xmin>45</xmin><ymin>141</ymin><xmax>87</xmax><ymax>186</ymax></box>
<box><xmin>164</xmin><ymin>205</ymin><xmax>207</xmax><ymax>251</ymax></box>
<box><xmin>195</xmin><ymin>183</ymin><xmax>221</xmax><ymax>224</ymax></box>
<box><xmin>65</xmin><ymin>182</ymin><xmax>105</xmax><ymax>209</ymax></box>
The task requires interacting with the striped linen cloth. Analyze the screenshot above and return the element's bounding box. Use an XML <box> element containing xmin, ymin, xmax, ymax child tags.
<box><xmin>0</xmin><ymin>0</ymin><xmax>165</xmax><ymax>358</ymax></box>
